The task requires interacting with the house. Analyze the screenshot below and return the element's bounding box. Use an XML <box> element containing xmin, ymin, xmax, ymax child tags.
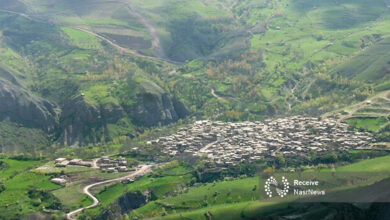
<box><xmin>117</xmin><ymin>166</ymin><xmax>128</xmax><ymax>172</ymax></box>
<box><xmin>55</xmin><ymin>158</ymin><xmax>67</xmax><ymax>163</ymax></box>
<box><xmin>99</xmin><ymin>164</ymin><xmax>112</xmax><ymax>168</ymax></box>
<box><xmin>122</xmin><ymin>178</ymin><xmax>135</xmax><ymax>184</ymax></box>
<box><xmin>100</xmin><ymin>156</ymin><xmax>110</xmax><ymax>163</ymax></box>
<box><xmin>145</xmin><ymin>116</ymin><xmax>372</xmax><ymax>166</ymax></box>
<box><xmin>55</xmin><ymin>160</ymin><xmax>69</xmax><ymax>167</ymax></box>
<box><xmin>51</xmin><ymin>178</ymin><xmax>67</xmax><ymax>185</ymax></box>
<box><xmin>69</xmin><ymin>159</ymin><xmax>82</xmax><ymax>165</ymax></box>
<box><xmin>107</xmin><ymin>167</ymin><xmax>116</xmax><ymax>173</ymax></box>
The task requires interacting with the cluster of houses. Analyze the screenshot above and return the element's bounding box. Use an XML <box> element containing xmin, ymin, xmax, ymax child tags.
<box><xmin>148</xmin><ymin>116</ymin><xmax>373</xmax><ymax>166</ymax></box>
<box><xmin>54</xmin><ymin>156</ymin><xmax>131</xmax><ymax>173</ymax></box>
<box><xmin>54</xmin><ymin>158</ymin><xmax>92</xmax><ymax>167</ymax></box>
<box><xmin>98</xmin><ymin>156</ymin><xmax>130</xmax><ymax>173</ymax></box>
<box><xmin>51</xmin><ymin>156</ymin><xmax>135</xmax><ymax>185</ymax></box>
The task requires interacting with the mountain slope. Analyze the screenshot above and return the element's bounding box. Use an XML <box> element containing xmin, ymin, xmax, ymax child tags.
<box><xmin>1</xmin><ymin>0</ymin><xmax>390</xmax><ymax>151</ymax></box>
<box><xmin>0</xmin><ymin>9</ymin><xmax>189</xmax><ymax>149</ymax></box>
<box><xmin>332</xmin><ymin>36</ymin><xmax>390</xmax><ymax>84</ymax></box>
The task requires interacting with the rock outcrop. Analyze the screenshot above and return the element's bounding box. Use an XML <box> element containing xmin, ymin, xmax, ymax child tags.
<box><xmin>0</xmin><ymin>71</ymin><xmax>189</xmax><ymax>147</ymax></box>
<box><xmin>58</xmin><ymin>96</ymin><xmax>125</xmax><ymax>146</ymax></box>
<box><xmin>99</xmin><ymin>191</ymin><xmax>151</xmax><ymax>220</ymax></box>
<box><xmin>0</xmin><ymin>79</ymin><xmax>58</xmax><ymax>132</ymax></box>
<box><xmin>130</xmin><ymin>82</ymin><xmax>189</xmax><ymax>127</ymax></box>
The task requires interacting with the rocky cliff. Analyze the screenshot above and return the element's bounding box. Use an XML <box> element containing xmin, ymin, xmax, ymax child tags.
<box><xmin>58</xmin><ymin>96</ymin><xmax>125</xmax><ymax>146</ymax></box>
<box><xmin>0</xmin><ymin>79</ymin><xmax>58</xmax><ymax>132</ymax></box>
<box><xmin>99</xmin><ymin>191</ymin><xmax>151</xmax><ymax>220</ymax></box>
<box><xmin>130</xmin><ymin>81</ymin><xmax>189</xmax><ymax>127</ymax></box>
<box><xmin>58</xmin><ymin>81</ymin><xmax>189</xmax><ymax>145</ymax></box>
<box><xmin>0</xmin><ymin>73</ymin><xmax>189</xmax><ymax>147</ymax></box>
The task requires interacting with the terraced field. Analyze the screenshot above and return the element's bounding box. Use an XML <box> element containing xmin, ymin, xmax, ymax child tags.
<box><xmin>324</xmin><ymin>90</ymin><xmax>390</xmax><ymax>132</ymax></box>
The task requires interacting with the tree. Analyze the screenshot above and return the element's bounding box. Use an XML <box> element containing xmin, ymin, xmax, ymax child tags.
<box><xmin>0</xmin><ymin>182</ymin><xmax>5</xmax><ymax>193</ymax></box>
<box><xmin>276</xmin><ymin>155</ymin><xmax>286</xmax><ymax>168</ymax></box>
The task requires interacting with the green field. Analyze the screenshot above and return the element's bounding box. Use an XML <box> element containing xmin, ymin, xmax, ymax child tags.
<box><xmin>2</xmin><ymin>149</ymin><xmax>390</xmax><ymax>219</ymax></box>
<box><xmin>0</xmin><ymin>159</ymin><xmax>61</xmax><ymax>218</ymax></box>
<box><xmin>126</xmin><ymin>154</ymin><xmax>390</xmax><ymax>219</ymax></box>
<box><xmin>158</xmin><ymin>201</ymin><xmax>288</xmax><ymax>220</ymax></box>
<box><xmin>336</xmin><ymin>154</ymin><xmax>390</xmax><ymax>172</ymax></box>
<box><xmin>47</xmin><ymin>164</ymin><xmax>131</xmax><ymax>210</ymax></box>
<box><xmin>346</xmin><ymin>117</ymin><xmax>388</xmax><ymax>132</ymax></box>
<box><xmin>62</xmin><ymin>27</ymin><xmax>102</xmax><ymax>50</ymax></box>
<box><xmin>95</xmin><ymin>171</ymin><xmax>193</xmax><ymax>207</ymax></box>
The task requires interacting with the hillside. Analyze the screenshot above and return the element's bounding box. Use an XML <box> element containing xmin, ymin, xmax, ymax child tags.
<box><xmin>0</xmin><ymin>0</ymin><xmax>389</xmax><ymax>151</ymax></box>
<box><xmin>0</xmin><ymin>6</ymin><xmax>190</xmax><ymax>150</ymax></box>
<box><xmin>1</xmin><ymin>1</ymin><xmax>390</xmax><ymax>218</ymax></box>
<box><xmin>332</xmin><ymin>36</ymin><xmax>390</xmax><ymax>86</ymax></box>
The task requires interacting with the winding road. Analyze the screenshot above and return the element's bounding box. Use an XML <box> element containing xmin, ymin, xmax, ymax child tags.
<box><xmin>0</xmin><ymin>8</ymin><xmax>181</xmax><ymax>65</ymax></box>
<box><xmin>66</xmin><ymin>165</ymin><xmax>152</xmax><ymax>220</ymax></box>
<box><xmin>321</xmin><ymin>90</ymin><xmax>390</xmax><ymax>126</ymax></box>
<box><xmin>124</xmin><ymin>6</ymin><xmax>165</xmax><ymax>58</ymax></box>
<box><xmin>210</xmin><ymin>89</ymin><xmax>223</xmax><ymax>100</ymax></box>
<box><xmin>73</xmin><ymin>27</ymin><xmax>181</xmax><ymax>64</ymax></box>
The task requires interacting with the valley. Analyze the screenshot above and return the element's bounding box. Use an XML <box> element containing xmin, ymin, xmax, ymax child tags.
<box><xmin>1</xmin><ymin>0</ymin><xmax>390</xmax><ymax>219</ymax></box>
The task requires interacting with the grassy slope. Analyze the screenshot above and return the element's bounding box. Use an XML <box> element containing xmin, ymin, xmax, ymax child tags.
<box><xmin>336</xmin><ymin>154</ymin><xmax>390</xmax><ymax>172</ymax></box>
<box><xmin>1</xmin><ymin>0</ymin><xmax>389</xmax><ymax>128</ymax></box>
<box><xmin>246</xmin><ymin>0</ymin><xmax>390</xmax><ymax>72</ymax></box>
<box><xmin>0</xmin><ymin>1</ymin><xmax>390</xmax><ymax>217</ymax></box>
<box><xmin>0</xmin><ymin>122</ymin><xmax>50</xmax><ymax>154</ymax></box>
<box><xmin>80</xmin><ymin>174</ymin><xmax>193</xmax><ymax>217</ymax></box>
<box><xmin>162</xmin><ymin>0</ymin><xmax>390</xmax><ymax>119</ymax></box>
<box><xmin>126</xmin><ymin>154</ymin><xmax>390</xmax><ymax>219</ymax></box>
<box><xmin>332</xmin><ymin>36</ymin><xmax>390</xmax><ymax>83</ymax></box>
<box><xmin>13</xmin><ymin>0</ymin><xmax>234</xmax><ymax>60</ymax></box>
<box><xmin>35</xmin><ymin>161</ymin><xmax>132</xmax><ymax>210</ymax></box>
<box><xmin>1</xmin><ymin>0</ymin><xmax>389</xmax><ymax>117</ymax></box>
<box><xmin>0</xmin><ymin>159</ymin><xmax>61</xmax><ymax>218</ymax></box>
<box><xmin>0</xmin><ymin>9</ymin><xmax>171</xmax><ymax>148</ymax></box>
<box><xmin>345</xmin><ymin>117</ymin><xmax>388</xmax><ymax>132</ymax></box>
<box><xmin>61</xmin><ymin>27</ymin><xmax>102</xmax><ymax>50</ymax></box>
<box><xmin>94</xmin><ymin>165</ymin><xmax>194</xmax><ymax>207</ymax></box>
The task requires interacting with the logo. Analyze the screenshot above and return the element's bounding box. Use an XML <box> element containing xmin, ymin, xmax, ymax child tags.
<box><xmin>264</xmin><ymin>176</ymin><xmax>289</xmax><ymax>198</ymax></box>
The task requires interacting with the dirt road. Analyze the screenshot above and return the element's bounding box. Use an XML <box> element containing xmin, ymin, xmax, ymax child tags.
<box><xmin>338</xmin><ymin>90</ymin><xmax>390</xmax><ymax>121</ymax></box>
<box><xmin>0</xmin><ymin>8</ymin><xmax>181</xmax><ymax>65</ymax></box>
<box><xmin>211</xmin><ymin>89</ymin><xmax>222</xmax><ymax>100</ymax></box>
<box><xmin>91</xmin><ymin>158</ymin><xmax>100</xmax><ymax>169</ymax></box>
<box><xmin>125</xmin><ymin>6</ymin><xmax>165</xmax><ymax>58</ymax></box>
<box><xmin>322</xmin><ymin>90</ymin><xmax>390</xmax><ymax>123</ymax></box>
<box><xmin>73</xmin><ymin>27</ymin><xmax>181</xmax><ymax>64</ymax></box>
<box><xmin>66</xmin><ymin>165</ymin><xmax>152</xmax><ymax>220</ymax></box>
<box><xmin>198</xmin><ymin>140</ymin><xmax>218</xmax><ymax>156</ymax></box>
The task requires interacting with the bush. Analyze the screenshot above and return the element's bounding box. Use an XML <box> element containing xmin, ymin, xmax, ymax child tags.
<box><xmin>0</xmin><ymin>183</ymin><xmax>5</xmax><ymax>194</ymax></box>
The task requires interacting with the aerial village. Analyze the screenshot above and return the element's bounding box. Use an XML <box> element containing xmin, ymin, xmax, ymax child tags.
<box><xmin>50</xmin><ymin>116</ymin><xmax>374</xmax><ymax>184</ymax></box>
<box><xmin>54</xmin><ymin>156</ymin><xmax>130</xmax><ymax>172</ymax></box>
<box><xmin>51</xmin><ymin>156</ymin><xmax>134</xmax><ymax>185</ymax></box>
<box><xmin>148</xmin><ymin>116</ymin><xmax>373</xmax><ymax>166</ymax></box>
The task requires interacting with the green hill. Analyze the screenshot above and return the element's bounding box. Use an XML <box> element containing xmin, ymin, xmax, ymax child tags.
<box><xmin>1</xmin><ymin>1</ymin><xmax>390</xmax><ymax>218</ymax></box>
<box><xmin>0</xmin><ymin>0</ymin><xmax>390</xmax><ymax>152</ymax></box>
<box><xmin>332</xmin><ymin>36</ymin><xmax>390</xmax><ymax>84</ymax></box>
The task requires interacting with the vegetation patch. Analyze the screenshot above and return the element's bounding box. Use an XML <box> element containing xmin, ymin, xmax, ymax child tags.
<box><xmin>345</xmin><ymin>117</ymin><xmax>388</xmax><ymax>132</ymax></box>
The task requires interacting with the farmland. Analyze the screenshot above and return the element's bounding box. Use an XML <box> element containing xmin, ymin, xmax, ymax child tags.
<box><xmin>126</xmin><ymin>154</ymin><xmax>390</xmax><ymax>219</ymax></box>
<box><xmin>0</xmin><ymin>159</ymin><xmax>61</xmax><ymax>219</ymax></box>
